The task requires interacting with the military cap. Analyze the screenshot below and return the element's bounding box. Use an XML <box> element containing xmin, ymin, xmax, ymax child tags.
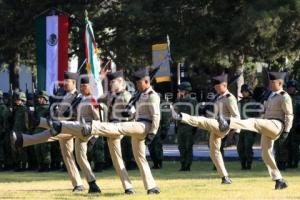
<box><xmin>0</xmin><ymin>90</ymin><xmax>3</xmax><ymax>98</ymax></box>
<box><xmin>178</xmin><ymin>82</ymin><xmax>192</xmax><ymax>92</ymax></box>
<box><xmin>107</xmin><ymin>70</ymin><xmax>124</xmax><ymax>80</ymax></box>
<box><xmin>15</xmin><ymin>92</ymin><xmax>27</xmax><ymax>101</ymax></box>
<box><xmin>286</xmin><ymin>80</ymin><xmax>298</xmax><ymax>88</ymax></box>
<box><xmin>212</xmin><ymin>74</ymin><xmax>228</xmax><ymax>85</ymax></box>
<box><xmin>133</xmin><ymin>67</ymin><xmax>149</xmax><ymax>81</ymax></box>
<box><xmin>37</xmin><ymin>90</ymin><xmax>49</xmax><ymax>101</ymax></box>
<box><xmin>64</xmin><ymin>71</ymin><xmax>79</xmax><ymax>80</ymax></box>
<box><xmin>80</xmin><ymin>76</ymin><xmax>90</xmax><ymax>84</ymax></box>
<box><xmin>241</xmin><ymin>84</ymin><xmax>253</xmax><ymax>93</ymax></box>
<box><xmin>268</xmin><ymin>72</ymin><xmax>286</xmax><ymax>80</ymax></box>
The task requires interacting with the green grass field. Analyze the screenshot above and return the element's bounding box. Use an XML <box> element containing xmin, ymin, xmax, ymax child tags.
<box><xmin>0</xmin><ymin>161</ymin><xmax>299</xmax><ymax>200</ymax></box>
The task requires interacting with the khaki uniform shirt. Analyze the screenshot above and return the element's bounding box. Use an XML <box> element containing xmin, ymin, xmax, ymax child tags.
<box><xmin>216</xmin><ymin>90</ymin><xmax>240</xmax><ymax>132</ymax></box>
<box><xmin>263</xmin><ymin>89</ymin><xmax>293</xmax><ymax>132</ymax></box>
<box><xmin>77</xmin><ymin>95</ymin><xmax>100</xmax><ymax>122</ymax></box>
<box><xmin>136</xmin><ymin>86</ymin><xmax>161</xmax><ymax>134</ymax></box>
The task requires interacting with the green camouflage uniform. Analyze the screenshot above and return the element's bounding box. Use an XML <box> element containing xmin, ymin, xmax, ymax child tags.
<box><xmin>13</xmin><ymin>103</ymin><xmax>28</xmax><ymax>171</ymax></box>
<box><xmin>237</xmin><ymin>95</ymin><xmax>258</xmax><ymax>170</ymax></box>
<box><xmin>88</xmin><ymin>136</ymin><xmax>105</xmax><ymax>171</ymax></box>
<box><xmin>148</xmin><ymin>100</ymin><xmax>171</xmax><ymax>169</ymax></box>
<box><xmin>287</xmin><ymin>93</ymin><xmax>300</xmax><ymax>168</ymax></box>
<box><xmin>34</xmin><ymin>104</ymin><xmax>51</xmax><ymax>171</ymax></box>
<box><xmin>0</xmin><ymin>93</ymin><xmax>7</xmax><ymax>169</ymax></box>
<box><xmin>175</xmin><ymin>82</ymin><xmax>197</xmax><ymax>171</ymax></box>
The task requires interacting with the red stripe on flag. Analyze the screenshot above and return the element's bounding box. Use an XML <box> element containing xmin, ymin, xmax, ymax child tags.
<box><xmin>58</xmin><ymin>15</ymin><xmax>69</xmax><ymax>81</ymax></box>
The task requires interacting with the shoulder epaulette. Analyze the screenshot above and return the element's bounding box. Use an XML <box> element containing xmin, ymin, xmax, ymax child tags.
<box><xmin>226</xmin><ymin>93</ymin><xmax>231</xmax><ymax>98</ymax></box>
<box><xmin>148</xmin><ymin>91</ymin><xmax>153</xmax><ymax>95</ymax></box>
<box><xmin>280</xmin><ymin>91</ymin><xmax>286</xmax><ymax>95</ymax></box>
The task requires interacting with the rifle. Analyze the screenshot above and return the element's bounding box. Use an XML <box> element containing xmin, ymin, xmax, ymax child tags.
<box><xmin>122</xmin><ymin>67</ymin><xmax>160</xmax><ymax>117</ymax></box>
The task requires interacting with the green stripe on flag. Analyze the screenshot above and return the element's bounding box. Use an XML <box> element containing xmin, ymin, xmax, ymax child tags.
<box><xmin>35</xmin><ymin>17</ymin><xmax>46</xmax><ymax>91</ymax></box>
<box><xmin>88</xmin><ymin>29</ymin><xmax>95</xmax><ymax>74</ymax></box>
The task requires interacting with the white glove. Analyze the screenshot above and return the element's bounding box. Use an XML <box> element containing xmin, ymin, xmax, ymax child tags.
<box><xmin>170</xmin><ymin>105</ymin><xmax>182</xmax><ymax>120</ymax></box>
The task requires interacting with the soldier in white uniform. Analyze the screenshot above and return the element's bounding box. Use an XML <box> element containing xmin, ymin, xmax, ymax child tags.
<box><xmin>53</xmin><ymin>67</ymin><xmax>161</xmax><ymax>195</ymax></box>
<box><xmin>171</xmin><ymin>74</ymin><xmax>240</xmax><ymax>184</ymax></box>
<box><xmin>218</xmin><ymin>72</ymin><xmax>293</xmax><ymax>190</ymax></box>
<box><xmin>11</xmin><ymin>73</ymin><xmax>101</xmax><ymax>193</ymax></box>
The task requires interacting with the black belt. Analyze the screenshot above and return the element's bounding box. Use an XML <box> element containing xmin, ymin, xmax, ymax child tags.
<box><xmin>137</xmin><ymin>118</ymin><xmax>152</xmax><ymax>123</ymax></box>
<box><xmin>109</xmin><ymin>119</ymin><xmax>128</xmax><ymax>122</ymax></box>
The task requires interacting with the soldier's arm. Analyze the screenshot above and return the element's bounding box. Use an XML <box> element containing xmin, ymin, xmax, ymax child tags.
<box><xmin>281</xmin><ymin>94</ymin><xmax>294</xmax><ymax>132</ymax></box>
<box><xmin>226</xmin><ymin>96</ymin><xmax>240</xmax><ymax>119</ymax></box>
<box><xmin>226</xmin><ymin>95</ymin><xmax>241</xmax><ymax>133</ymax></box>
<box><xmin>148</xmin><ymin>94</ymin><xmax>161</xmax><ymax>134</ymax></box>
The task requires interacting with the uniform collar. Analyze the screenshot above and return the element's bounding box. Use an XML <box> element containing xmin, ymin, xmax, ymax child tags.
<box><xmin>218</xmin><ymin>89</ymin><xmax>229</xmax><ymax>98</ymax></box>
<box><xmin>66</xmin><ymin>88</ymin><xmax>77</xmax><ymax>95</ymax></box>
<box><xmin>142</xmin><ymin>86</ymin><xmax>152</xmax><ymax>94</ymax></box>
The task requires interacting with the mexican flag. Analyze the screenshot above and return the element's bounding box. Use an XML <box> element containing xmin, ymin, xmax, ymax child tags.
<box><xmin>35</xmin><ymin>15</ymin><xmax>69</xmax><ymax>95</ymax></box>
<box><xmin>84</xmin><ymin>14</ymin><xmax>103</xmax><ymax>98</ymax></box>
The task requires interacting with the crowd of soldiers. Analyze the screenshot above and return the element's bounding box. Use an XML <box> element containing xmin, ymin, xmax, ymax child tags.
<box><xmin>0</xmin><ymin>64</ymin><xmax>299</xmax><ymax>193</ymax></box>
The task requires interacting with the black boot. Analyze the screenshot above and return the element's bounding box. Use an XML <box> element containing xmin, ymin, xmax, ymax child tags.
<box><xmin>217</xmin><ymin>115</ymin><xmax>230</xmax><ymax>132</ymax></box>
<box><xmin>48</xmin><ymin>120</ymin><xmax>62</xmax><ymax>136</ymax></box>
<box><xmin>88</xmin><ymin>180</ymin><xmax>101</xmax><ymax>193</ymax></box>
<box><xmin>147</xmin><ymin>187</ymin><xmax>160</xmax><ymax>195</ymax></box>
<box><xmin>241</xmin><ymin>160</ymin><xmax>246</xmax><ymax>170</ymax></box>
<box><xmin>275</xmin><ymin>179</ymin><xmax>288</xmax><ymax>190</ymax></box>
<box><xmin>185</xmin><ymin>164</ymin><xmax>191</xmax><ymax>171</ymax></box>
<box><xmin>125</xmin><ymin>188</ymin><xmax>135</xmax><ymax>195</ymax></box>
<box><xmin>221</xmin><ymin>176</ymin><xmax>232</xmax><ymax>184</ymax></box>
<box><xmin>73</xmin><ymin>185</ymin><xmax>84</xmax><ymax>192</ymax></box>
<box><xmin>246</xmin><ymin>160</ymin><xmax>252</xmax><ymax>170</ymax></box>
<box><xmin>81</xmin><ymin>119</ymin><xmax>92</xmax><ymax>137</ymax></box>
<box><xmin>179</xmin><ymin>162</ymin><xmax>185</xmax><ymax>171</ymax></box>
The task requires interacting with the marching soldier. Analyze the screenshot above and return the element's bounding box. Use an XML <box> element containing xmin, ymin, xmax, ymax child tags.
<box><xmin>237</xmin><ymin>84</ymin><xmax>258</xmax><ymax>170</ymax></box>
<box><xmin>218</xmin><ymin>72</ymin><xmax>293</xmax><ymax>190</ymax></box>
<box><xmin>11</xmin><ymin>72</ymin><xmax>101</xmax><ymax>193</ymax></box>
<box><xmin>286</xmin><ymin>80</ymin><xmax>300</xmax><ymax>168</ymax></box>
<box><xmin>171</xmin><ymin>74</ymin><xmax>240</xmax><ymax>184</ymax></box>
<box><xmin>55</xmin><ymin>67</ymin><xmax>161</xmax><ymax>195</ymax></box>
<box><xmin>148</xmin><ymin>95</ymin><xmax>171</xmax><ymax>169</ymax></box>
<box><xmin>174</xmin><ymin>82</ymin><xmax>197</xmax><ymax>171</ymax></box>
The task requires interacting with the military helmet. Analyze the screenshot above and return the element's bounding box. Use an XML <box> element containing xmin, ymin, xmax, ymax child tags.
<box><xmin>241</xmin><ymin>84</ymin><xmax>253</xmax><ymax>94</ymax></box>
<box><xmin>286</xmin><ymin>80</ymin><xmax>298</xmax><ymax>88</ymax></box>
<box><xmin>178</xmin><ymin>82</ymin><xmax>192</xmax><ymax>92</ymax></box>
<box><xmin>15</xmin><ymin>92</ymin><xmax>27</xmax><ymax>101</ymax></box>
<box><xmin>37</xmin><ymin>90</ymin><xmax>49</xmax><ymax>101</ymax></box>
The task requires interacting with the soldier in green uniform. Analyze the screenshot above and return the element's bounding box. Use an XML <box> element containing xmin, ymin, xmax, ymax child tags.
<box><xmin>286</xmin><ymin>80</ymin><xmax>300</xmax><ymax>168</ymax></box>
<box><xmin>2</xmin><ymin>92</ymin><xmax>13</xmax><ymax>170</ymax></box>
<box><xmin>174</xmin><ymin>82</ymin><xmax>197</xmax><ymax>171</ymax></box>
<box><xmin>88</xmin><ymin>136</ymin><xmax>105</xmax><ymax>172</ymax></box>
<box><xmin>237</xmin><ymin>84</ymin><xmax>258</xmax><ymax>170</ymax></box>
<box><xmin>26</xmin><ymin>93</ymin><xmax>38</xmax><ymax>170</ymax></box>
<box><xmin>148</xmin><ymin>96</ymin><xmax>171</xmax><ymax>169</ymax></box>
<box><xmin>12</xmin><ymin>92</ymin><xmax>28</xmax><ymax>171</ymax></box>
<box><xmin>33</xmin><ymin>91</ymin><xmax>51</xmax><ymax>172</ymax></box>
<box><xmin>0</xmin><ymin>90</ymin><xmax>6</xmax><ymax>170</ymax></box>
